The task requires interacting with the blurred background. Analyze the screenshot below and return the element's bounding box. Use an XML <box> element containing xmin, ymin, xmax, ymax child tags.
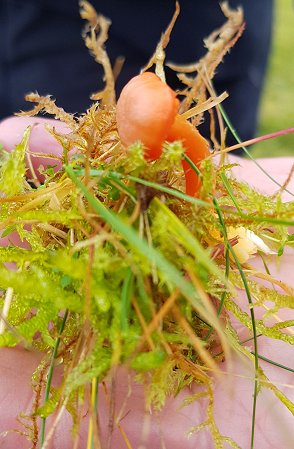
<box><xmin>252</xmin><ymin>0</ymin><xmax>294</xmax><ymax>158</ymax></box>
<box><xmin>0</xmin><ymin>0</ymin><xmax>292</xmax><ymax>158</ymax></box>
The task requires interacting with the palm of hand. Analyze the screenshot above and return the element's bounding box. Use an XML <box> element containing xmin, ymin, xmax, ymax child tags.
<box><xmin>0</xmin><ymin>117</ymin><xmax>293</xmax><ymax>449</ymax></box>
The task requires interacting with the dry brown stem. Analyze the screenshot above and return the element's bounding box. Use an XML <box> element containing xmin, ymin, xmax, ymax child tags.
<box><xmin>168</xmin><ymin>2</ymin><xmax>244</xmax><ymax>115</ymax></box>
<box><xmin>80</xmin><ymin>0</ymin><xmax>116</xmax><ymax>106</ymax></box>
<box><xmin>17</xmin><ymin>93</ymin><xmax>77</xmax><ymax>129</ymax></box>
<box><xmin>142</xmin><ymin>2</ymin><xmax>180</xmax><ymax>82</ymax></box>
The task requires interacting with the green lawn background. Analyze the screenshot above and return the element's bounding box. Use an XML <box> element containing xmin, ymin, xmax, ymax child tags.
<box><xmin>251</xmin><ymin>0</ymin><xmax>294</xmax><ymax>158</ymax></box>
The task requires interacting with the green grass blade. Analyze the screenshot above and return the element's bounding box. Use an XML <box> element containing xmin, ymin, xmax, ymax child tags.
<box><xmin>120</xmin><ymin>268</ymin><xmax>133</xmax><ymax>331</ymax></box>
<box><xmin>205</xmin><ymin>245</ymin><xmax>230</xmax><ymax>342</ymax></box>
<box><xmin>251</xmin><ymin>352</ymin><xmax>294</xmax><ymax>374</ymax></box>
<box><xmin>40</xmin><ymin>309</ymin><xmax>69</xmax><ymax>448</ymax></box>
<box><xmin>220</xmin><ymin>172</ymin><xmax>243</xmax><ymax>214</ymax></box>
<box><xmin>74</xmin><ymin>168</ymin><xmax>210</xmax><ymax>208</ymax></box>
<box><xmin>182</xmin><ymin>153</ymin><xmax>203</xmax><ymax>178</ymax></box>
<box><xmin>213</xmin><ymin>197</ymin><xmax>259</xmax><ymax>449</ymax></box>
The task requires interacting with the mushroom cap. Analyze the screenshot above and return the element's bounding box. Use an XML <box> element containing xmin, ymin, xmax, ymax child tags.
<box><xmin>116</xmin><ymin>72</ymin><xmax>179</xmax><ymax>159</ymax></box>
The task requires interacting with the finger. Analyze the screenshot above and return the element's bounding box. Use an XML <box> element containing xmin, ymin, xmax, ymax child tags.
<box><xmin>0</xmin><ymin>116</ymin><xmax>71</xmax><ymax>181</ymax></box>
<box><xmin>0</xmin><ymin>347</ymin><xmax>88</xmax><ymax>449</ymax></box>
<box><xmin>0</xmin><ymin>347</ymin><xmax>42</xmax><ymax>449</ymax></box>
<box><xmin>229</xmin><ymin>155</ymin><xmax>294</xmax><ymax>201</ymax></box>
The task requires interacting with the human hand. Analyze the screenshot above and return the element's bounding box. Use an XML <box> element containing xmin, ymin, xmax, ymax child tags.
<box><xmin>0</xmin><ymin>116</ymin><xmax>293</xmax><ymax>449</ymax></box>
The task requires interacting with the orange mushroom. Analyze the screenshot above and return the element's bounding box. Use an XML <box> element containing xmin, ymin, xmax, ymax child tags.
<box><xmin>166</xmin><ymin>114</ymin><xmax>209</xmax><ymax>196</ymax></box>
<box><xmin>116</xmin><ymin>72</ymin><xmax>209</xmax><ymax>196</ymax></box>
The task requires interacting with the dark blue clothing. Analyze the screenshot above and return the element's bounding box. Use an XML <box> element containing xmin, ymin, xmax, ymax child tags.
<box><xmin>0</xmin><ymin>0</ymin><xmax>273</xmax><ymax>151</ymax></box>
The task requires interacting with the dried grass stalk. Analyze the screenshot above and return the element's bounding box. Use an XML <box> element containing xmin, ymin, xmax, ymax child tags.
<box><xmin>80</xmin><ymin>0</ymin><xmax>116</xmax><ymax>106</ymax></box>
<box><xmin>17</xmin><ymin>93</ymin><xmax>77</xmax><ymax>129</ymax></box>
<box><xmin>168</xmin><ymin>1</ymin><xmax>244</xmax><ymax>114</ymax></box>
<box><xmin>142</xmin><ymin>1</ymin><xmax>180</xmax><ymax>82</ymax></box>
